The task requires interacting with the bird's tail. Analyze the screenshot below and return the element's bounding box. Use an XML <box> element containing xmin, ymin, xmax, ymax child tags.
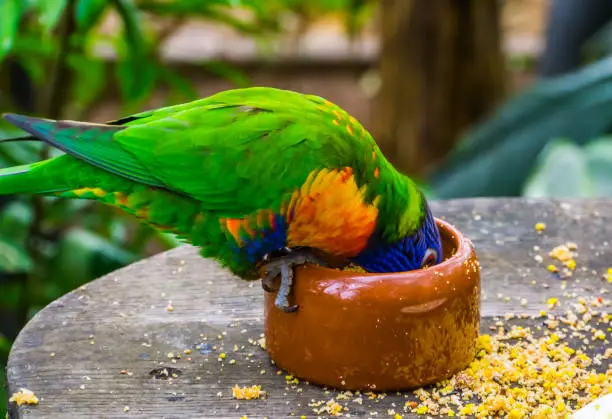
<box><xmin>0</xmin><ymin>160</ymin><xmax>67</xmax><ymax>195</ymax></box>
<box><xmin>0</xmin><ymin>131</ymin><xmax>72</xmax><ymax>195</ymax></box>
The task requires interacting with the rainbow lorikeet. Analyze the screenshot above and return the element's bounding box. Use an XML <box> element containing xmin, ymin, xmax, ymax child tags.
<box><xmin>0</xmin><ymin>87</ymin><xmax>442</xmax><ymax>312</ymax></box>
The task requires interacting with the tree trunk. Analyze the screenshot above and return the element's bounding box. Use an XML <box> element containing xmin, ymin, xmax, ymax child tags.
<box><xmin>373</xmin><ymin>0</ymin><xmax>506</xmax><ymax>178</ymax></box>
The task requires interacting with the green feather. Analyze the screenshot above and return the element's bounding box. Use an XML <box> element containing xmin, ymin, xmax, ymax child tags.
<box><xmin>0</xmin><ymin>87</ymin><xmax>428</xmax><ymax>277</ymax></box>
<box><xmin>2</xmin><ymin>114</ymin><xmax>165</xmax><ymax>188</ymax></box>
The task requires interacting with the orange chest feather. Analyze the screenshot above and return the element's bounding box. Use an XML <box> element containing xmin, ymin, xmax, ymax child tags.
<box><xmin>282</xmin><ymin>167</ymin><xmax>379</xmax><ymax>257</ymax></box>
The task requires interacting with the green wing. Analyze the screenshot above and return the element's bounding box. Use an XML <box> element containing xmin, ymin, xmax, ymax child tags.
<box><xmin>1</xmin><ymin>116</ymin><xmax>166</xmax><ymax>187</ymax></box>
<box><xmin>3</xmin><ymin>87</ymin><xmax>379</xmax><ymax>216</ymax></box>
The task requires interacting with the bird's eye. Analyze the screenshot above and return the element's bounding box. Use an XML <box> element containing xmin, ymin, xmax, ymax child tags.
<box><xmin>421</xmin><ymin>248</ymin><xmax>438</xmax><ymax>268</ymax></box>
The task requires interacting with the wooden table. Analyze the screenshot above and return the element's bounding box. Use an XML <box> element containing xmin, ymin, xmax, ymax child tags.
<box><xmin>6</xmin><ymin>198</ymin><xmax>612</xmax><ymax>418</ymax></box>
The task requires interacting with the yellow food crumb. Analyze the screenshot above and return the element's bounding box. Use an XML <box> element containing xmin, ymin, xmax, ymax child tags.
<box><xmin>458</xmin><ymin>403</ymin><xmax>477</xmax><ymax>415</ymax></box>
<box><xmin>232</xmin><ymin>384</ymin><xmax>265</xmax><ymax>400</ymax></box>
<box><xmin>397</xmin><ymin>293</ymin><xmax>610</xmax><ymax>418</ymax></box>
<box><xmin>565</xmin><ymin>259</ymin><xmax>576</xmax><ymax>270</ymax></box>
<box><xmin>556</xmin><ymin>401</ymin><xmax>567</xmax><ymax>412</ymax></box>
<box><xmin>475</xmin><ymin>334</ymin><xmax>493</xmax><ymax>355</ymax></box>
<box><xmin>310</xmin><ymin>399</ymin><xmax>345</xmax><ymax>416</ymax></box>
<box><xmin>507</xmin><ymin>408</ymin><xmax>525</xmax><ymax>419</ymax></box>
<box><xmin>9</xmin><ymin>388</ymin><xmax>38</xmax><ymax>406</ymax></box>
<box><xmin>327</xmin><ymin>400</ymin><xmax>343</xmax><ymax>416</ymax></box>
<box><xmin>547</xmin><ymin>264</ymin><xmax>558</xmax><ymax>273</ymax></box>
<box><xmin>415</xmin><ymin>405</ymin><xmax>429</xmax><ymax>414</ymax></box>
<box><xmin>535</xmin><ymin>222</ymin><xmax>546</xmax><ymax>232</ymax></box>
<box><xmin>549</xmin><ymin>244</ymin><xmax>573</xmax><ymax>262</ymax></box>
<box><xmin>342</xmin><ymin>263</ymin><xmax>366</xmax><ymax>273</ymax></box>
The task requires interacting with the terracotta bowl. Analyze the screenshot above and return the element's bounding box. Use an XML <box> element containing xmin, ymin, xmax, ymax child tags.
<box><xmin>263</xmin><ymin>218</ymin><xmax>481</xmax><ymax>391</ymax></box>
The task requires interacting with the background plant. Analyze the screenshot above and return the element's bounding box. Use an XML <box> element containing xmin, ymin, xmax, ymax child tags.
<box><xmin>428</xmin><ymin>53</ymin><xmax>612</xmax><ymax>199</ymax></box>
<box><xmin>0</xmin><ymin>0</ymin><xmax>381</xmax><ymax>413</ymax></box>
<box><xmin>3</xmin><ymin>0</ymin><xmax>612</xmax><ymax>415</ymax></box>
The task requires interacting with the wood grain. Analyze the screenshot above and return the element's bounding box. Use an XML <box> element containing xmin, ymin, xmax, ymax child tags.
<box><xmin>6</xmin><ymin>198</ymin><xmax>612</xmax><ymax>418</ymax></box>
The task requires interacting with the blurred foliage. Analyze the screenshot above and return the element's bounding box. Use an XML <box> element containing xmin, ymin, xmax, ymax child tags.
<box><xmin>428</xmin><ymin>53</ymin><xmax>612</xmax><ymax>199</ymax></box>
<box><xmin>523</xmin><ymin>137</ymin><xmax>612</xmax><ymax>197</ymax></box>
<box><xmin>584</xmin><ymin>20</ymin><xmax>612</xmax><ymax>62</ymax></box>
<box><xmin>429</xmin><ymin>5</ymin><xmax>612</xmax><ymax>200</ymax></box>
<box><xmin>0</xmin><ymin>0</ymin><xmax>609</xmax><ymax>414</ymax></box>
<box><xmin>0</xmin><ymin>0</ymin><xmax>377</xmax><ymax>414</ymax></box>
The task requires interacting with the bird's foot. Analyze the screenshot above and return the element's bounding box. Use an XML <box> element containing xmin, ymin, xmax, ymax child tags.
<box><xmin>260</xmin><ymin>247</ymin><xmax>331</xmax><ymax>313</ymax></box>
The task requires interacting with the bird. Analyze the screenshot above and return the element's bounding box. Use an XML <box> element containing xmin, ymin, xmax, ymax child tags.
<box><xmin>0</xmin><ymin>86</ymin><xmax>442</xmax><ymax>313</ymax></box>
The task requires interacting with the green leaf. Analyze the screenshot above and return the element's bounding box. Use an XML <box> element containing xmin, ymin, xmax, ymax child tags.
<box><xmin>158</xmin><ymin>66</ymin><xmax>199</xmax><ymax>103</ymax></box>
<box><xmin>202</xmin><ymin>60</ymin><xmax>251</xmax><ymax>88</ymax></box>
<box><xmin>0</xmin><ymin>333</ymin><xmax>10</xmax><ymax>353</ymax></box>
<box><xmin>115</xmin><ymin>57</ymin><xmax>157</xmax><ymax>109</ymax></box>
<box><xmin>37</xmin><ymin>0</ymin><xmax>67</xmax><ymax>33</ymax></box>
<box><xmin>0</xmin><ymin>0</ymin><xmax>20</xmax><ymax>61</ymax></box>
<box><xmin>0</xmin><ymin>365</ymin><xmax>6</xmax><ymax>419</ymax></box>
<box><xmin>75</xmin><ymin>0</ymin><xmax>107</xmax><ymax>32</ymax></box>
<box><xmin>429</xmin><ymin>54</ymin><xmax>612</xmax><ymax>198</ymax></box>
<box><xmin>112</xmin><ymin>0</ymin><xmax>157</xmax><ymax>105</ymax></box>
<box><xmin>0</xmin><ymin>138</ymin><xmax>44</xmax><ymax>165</ymax></box>
<box><xmin>51</xmin><ymin>227</ymin><xmax>138</xmax><ymax>289</ymax></box>
<box><xmin>0</xmin><ymin>201</ymin><xmax>32</xmax><ymax>242</ymax></box>
<box><xmin>582</xmin><ymin>137</ymin><xmax>612</xmax><ymax>196</ymax></box>
<box><xmin>342</xmin><ymin>0</ymin><xmax>376</xmax><ymax>39</ymax></box>
<box><xmin>0</xmin><ymin>123</ymin><xmax>26</xmax><ymax>140</ymax></box>
<box><xmin>136</xmin><ymin>0</ymin><xmax>278</xmax><ymax>35</ymax></box>
<box><xmin>12</xmin><ymin>32</ymin><xmax>57</xmax><ymax>56</ymax></box>
<box><xmin>522</xmin><ymin>136</ymin><xmax>612</xmax><ymax>198</ymax></box>
<box><xmin>68</xmin><ymin>53</ymin><xmax>107</xmax><ymax>112</ymax></box>
<box><xmin>138</xmin><ymin>0</ymin><xmax>250</xmax><ymax>14</ymax></box>
<box><xmin>9</xmin><ymin>33</ymin><xmax>57</xmax><ymax>83</ymax></box>
<box><xmin>522</xmin><ymin>139</ymin><xmax>592</xmax><ymax>198</ymax></box>
<box><xmin>0</xmin><ymin>237</ymin><xmax>32</xmax><ymax>273</ymax></box>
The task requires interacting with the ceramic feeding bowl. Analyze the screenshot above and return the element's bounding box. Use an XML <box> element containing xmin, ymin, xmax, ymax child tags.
<box><xmin>263</xmin><ymin>218</ymin><xmax>481</xmax><ymax>391</ymax></box>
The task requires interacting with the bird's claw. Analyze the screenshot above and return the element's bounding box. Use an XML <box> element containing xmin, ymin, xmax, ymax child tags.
<box><xmin>261</xmin><ymin>274</ymin><xmax>278</xmax><ymax>293</ymax></box>
<box><xmin>259</xmin><ymin>247</ymin><xmax>331</xmax><ymax>313</ymax></box>
<box><xmin>263</xmin><ymin>262</ymin><xmax>298</xmax><ymax>313</ymax></box>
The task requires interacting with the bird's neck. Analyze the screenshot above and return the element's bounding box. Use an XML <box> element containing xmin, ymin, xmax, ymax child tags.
<box><xmin>371</xmin><ymin>167</ymin><xmax>427</xmax><ymax>243</ymax></box>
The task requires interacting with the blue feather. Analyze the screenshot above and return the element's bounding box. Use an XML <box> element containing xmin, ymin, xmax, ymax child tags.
<box><xmin>236</xmin><ymin>214</ymin><xmax>289</xmax><ymax>264</ymax></box>
<box><xmin>352</xmin><ymin>203</ymin><xmax>442</xmax><ymax>273</ymax></box>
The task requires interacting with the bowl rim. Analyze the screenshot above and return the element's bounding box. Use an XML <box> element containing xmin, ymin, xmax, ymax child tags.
<box><xmin>294</xmin><ymin>216</ymin><xmax>473</xmax><ymax>278</ymax></box>
<box><xmin>423</xmin><ymin>217</ymin><xmax>470</xmax><ymax>272</ymax></box>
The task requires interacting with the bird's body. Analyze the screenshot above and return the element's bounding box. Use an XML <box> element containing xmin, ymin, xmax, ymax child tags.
<box><xmin>0</xmin><ymin>87</ymin><xmax>442</xmax><ymax>311</ymax></box>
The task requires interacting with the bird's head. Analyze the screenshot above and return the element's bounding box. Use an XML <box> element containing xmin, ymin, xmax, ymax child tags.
<box><xmin>350</xmin><ymin>201</ymin><xmax>443</xmax><ymax>273</ymax></box>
